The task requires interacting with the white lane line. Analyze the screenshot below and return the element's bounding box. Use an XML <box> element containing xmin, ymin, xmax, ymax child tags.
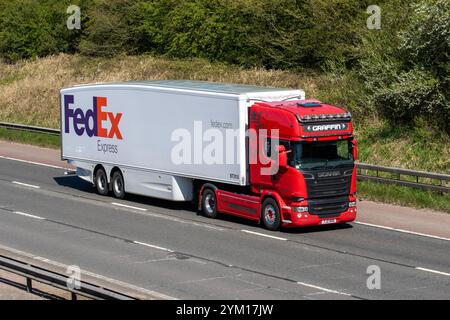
<box><xmin>297</xmin><ymin>281</ymin><xmax>351</xmax><ymax>296</ymax></box>
<box><xmin>142</xmin><ymin>211</ymin><xmax>225</xmax><ymax>231</ymax></box>
<box><xmin>416</xmin><ymin>267</ymin><xmax>450</xmax><ymax>277</ymax></box>
<box><xmin>13</xmin><ymin>211</ymin><xmax>45</xmax><ymax>220</ymax></box>
<box><xmin>111</xmin><ymin>202</ymin><xmax>147</xmax><ymax>212</ymax></box>
<box><xmin>0</xmin><ymin>155</ymin><xmax>69</xmax><ymax>170</ymax></box>
<box><xmin>241</xmin><ymin>230</ymin><xmax>287</xmax><ymax>241</ymax></box>
<box><xmin>355</xmin><ymin>221</ymin><xmax>450</xmax><ymax>242</ymax></box>
<box><xmin>111</xmin><ymin>202</ymin><xmax>224</xmax><ymax>231</ymax></box>
<box><xmin>12</xmin><ymin>181</ymin><xmax>41</xmax><ymax>189</ymax></box>
<box><xmin>133</xmin><ymin>241</ymin><xmax>174</xmax><ymax>253</ymax></box>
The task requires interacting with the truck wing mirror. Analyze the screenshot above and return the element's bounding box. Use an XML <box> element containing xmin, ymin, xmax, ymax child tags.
<box><xmin>277</xmin><ymin>145</ymin><xmax>288</xmax><ymax>170</ymax></box>
<box><xmin>351</xmin><ymin>139</ymin><xmax>358</xmax><ymax>161</ymax></box>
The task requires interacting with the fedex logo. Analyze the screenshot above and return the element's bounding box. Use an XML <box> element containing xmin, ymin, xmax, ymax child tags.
<box><xmin>64</xmin><ymin>95</ymin><xmax>123</xmax><ymax>139</ymax></box>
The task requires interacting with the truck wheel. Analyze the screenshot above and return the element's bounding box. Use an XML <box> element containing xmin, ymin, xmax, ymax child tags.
<box><xmin>111</xmin><ymin>171</ymin><xmax>125</xmax><ymax>199</ymax></box>
<box><xmin>201</xmin><ymin>189</ymin><xmax>218</xmax><ymax>219</ymax></box>
<box><xmin>94</xmin><ymin>167</ymin><xmax>109</xmax><ymax>196</ymax></box>
<box><xmin>261</xmin><ymin>198</ymin><xmax>281</xmax><ymax>231</ymax></box>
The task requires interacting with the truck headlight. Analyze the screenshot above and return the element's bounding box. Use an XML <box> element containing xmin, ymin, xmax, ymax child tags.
<box><xmin>349</xmin><ymin>201</ymin><xmax>357</xmax><ymax>207</ymax></box>
<box><xmin>293</xmin><ymin>206</ymin><xmax>308</xmax><ymax>213</ymax></box>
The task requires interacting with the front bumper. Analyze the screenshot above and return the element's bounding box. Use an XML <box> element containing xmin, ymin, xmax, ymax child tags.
<box><xmin>281</xmin><ymin>203</ymin><xmax>357</xmax><ymax>228</ymax></box>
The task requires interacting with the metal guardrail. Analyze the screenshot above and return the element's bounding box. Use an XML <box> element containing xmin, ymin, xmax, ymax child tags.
<box><xmin>1</xmin><ymin>121</ymin><xmax>449</xmax><ymax>193</ymax></box>
<box><xmin>0</xmin><ymin>254</ymin><xmax>136</xmax><ymax>300</ymax></box>
<box><xmin>357</xmin><ymin>163</ymin><xmax>450</xmax><ymax>193</ymax></box>
<box><xmin>0</xmin><ymin>121</ymin><xmax>59</xmax><ymax>135</ymax></box>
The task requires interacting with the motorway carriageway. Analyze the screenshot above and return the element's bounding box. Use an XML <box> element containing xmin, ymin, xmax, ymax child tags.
<box><xmin>0</xmin><ymin>145</ymin><xmax>449</xmax><ymax>299</ymax></box>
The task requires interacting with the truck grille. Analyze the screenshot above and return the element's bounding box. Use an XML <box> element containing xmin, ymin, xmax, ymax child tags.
<box><xmin>303</xmin><ymin>167</ymin><xmax>352</xmax><ymax>199</ymax></box>
<box><xmin>307</xmin><ymin>196</ymin><xmax>349</xmax><ymax>217</ymax></box>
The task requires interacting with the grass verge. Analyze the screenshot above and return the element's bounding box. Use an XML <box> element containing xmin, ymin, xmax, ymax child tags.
<box><xmin>358</xmin><ymin>180</ymin><xmax>450</xmax><ymax>213</ymax></box>
<box><xmin>355</xmin><ymin>118</ymin><xmax>450</xmax><ymax>173</ymax></box>
<box><xmin>0</xmin><ymin>128</ymin><xmax>60</xmax><ymax>149</ymax></box>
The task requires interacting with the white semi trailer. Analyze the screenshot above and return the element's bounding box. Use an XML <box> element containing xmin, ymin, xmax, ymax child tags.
<box><xmin>61</xmin><ymin>80</ymin><xmax>303</xmax><ymax>201</ymax></box>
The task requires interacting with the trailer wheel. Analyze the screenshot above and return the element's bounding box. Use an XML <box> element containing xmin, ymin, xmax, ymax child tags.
<box><xmin>201</xmin><ymin>189</ymin><xmax>218</xmax><ymax>219</ymax></box>
<box><xmin>111</xmin><ymin>170</ymin><xmax>125</xmax><ymax>199</ymax></box>
<box><xmin>94</xmin><ymin>167</ymin><xmax>109</xmax><ymax>196</ymax></box>
<box><xmin>261</xmin><ymin>198</ymin><xmax>281</xmax><ymax>231</ymax></box>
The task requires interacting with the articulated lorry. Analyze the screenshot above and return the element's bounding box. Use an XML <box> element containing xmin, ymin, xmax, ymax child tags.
<box><xmin>60</xmin><ymin>80</ymin><xmax>357</xmax><ymax>230</ymax></box>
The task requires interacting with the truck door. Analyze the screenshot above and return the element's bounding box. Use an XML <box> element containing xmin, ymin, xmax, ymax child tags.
<box><xmin>249</xmin><ymin>106</ymin><xmax>277</xmax><ymax>193</ymax></box>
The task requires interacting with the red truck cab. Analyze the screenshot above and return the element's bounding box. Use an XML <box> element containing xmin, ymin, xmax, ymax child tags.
<box><xmin>199</xmin><ymin>98</ymin><xmax>357</xmax><ymax>230</ymax></box>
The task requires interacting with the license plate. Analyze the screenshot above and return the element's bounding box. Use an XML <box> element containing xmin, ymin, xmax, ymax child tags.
<box><xmin>321</xmin><ymin>219</ymin><xmax>337</xmax><ymax>225</ymax></box>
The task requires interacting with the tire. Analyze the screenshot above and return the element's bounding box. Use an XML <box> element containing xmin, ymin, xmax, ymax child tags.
<box><xmin>94</xmin><ymin>167</ymin><xmax>109</xmax><ymax>196</ymax></box>
<box><xmin>111</xmin><ymin>170</ymin><xmax>125</xmax><ymax>199</ymax></box>
<box><xmin>201</xmin><ymin>189</ymin><xmax>218</xmax><ymax>219</ymax></box>
<box><xmin>261</xmin><ymin>198</ymin><xmax>281</xmax><ymax>231</ymax></box>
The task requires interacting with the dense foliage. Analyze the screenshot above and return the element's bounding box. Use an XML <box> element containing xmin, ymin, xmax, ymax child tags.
<box><xmin>0</xmin><ymin>0</ymin><xmax>448</xmax><ymax>131</ymax></box>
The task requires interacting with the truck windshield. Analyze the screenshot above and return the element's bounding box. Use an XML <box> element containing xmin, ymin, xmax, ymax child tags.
<box><xmin>291</xmin><ymin>139</ymin><xmax>353</xmax><ymax>170</ymax></box>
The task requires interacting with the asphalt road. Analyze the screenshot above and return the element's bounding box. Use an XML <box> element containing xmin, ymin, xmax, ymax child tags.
<box><xmin>0</xmin><ymin>157</ymin><xmax>449</xmax><ymax>299</ymax></box>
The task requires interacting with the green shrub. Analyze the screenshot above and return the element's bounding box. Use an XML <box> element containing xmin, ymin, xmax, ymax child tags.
<box><xmin>400</xmin><ymin>0</ymin><xmax>450</xmax><ymax>75</ymax></box>
<box><xmin>125</xmin><ymin>0</ymin><xmax>368</xmax><ymax>68</ymax></box>
<box><xmin>128</xmin><ymin>0</ymin><xmax>250</xmax><ymax>64</ymax></box>
<box><xmin>399</xmin><ymin>0</ymin><xmax>450</xmax><ymax>132</ymax></box>
<box><xmin>0</xmin><ymin>0</ymin><xmax>80</xmax><ymax>62</ymax></box>
<box><xmin>356</xmin><ymin>0</ymin><xmax>449</xmax><ymax>132</ymax></box>
<box><xmin>374</xmin><ymin>68</ymin><xmax>448</xmax><ymax>127</ymax></box>
<box><xmin>78</xmin><ymin>0</ymin><xmax>137</xmax><ymax>57</ymax></box>
<box><xmin>222</xmin><ymin>0</ymin><xmax>368</xmax><ymax>68</ymax></box>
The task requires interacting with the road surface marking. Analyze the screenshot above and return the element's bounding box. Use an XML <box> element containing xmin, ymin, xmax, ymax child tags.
<box><xmin>297</xmin><ymin>281</ymin><xmax>351</xmax><ymax>296</ymax></box>
<box><xmin>110</xmin><ymin>202</ymin><xmax>225</xmax><ymax>231</ymax></box>
<box><xmin>355</xmin><ymin>221</ymin><xmax>450</xmax><ymax>242</ymax></box>
<box><xmin>111</xmin><ymin>202</ymin><xmax>147</xmax><ymax>211</ymax></box>
<box><xmin>13</xmin><ymin>211</ymin><xmax>45</xmax><ymax>220</ymax></box>
<box><xmin>12</xmin><ymin>181</ymin><xmax>41</xmax><ymax>189</ymax></box>
<box><xmin>416</xmin><ymin>267</ymin><xmax>450</xmax><ymax>277</ymax></box>
<box><xmin>241</xmin><ymin>230</ymin><xmax>287</xmax><ymax>241</ymax></box>
<box><xmin>138</xmin><ymin>210</ymin><xmax>225</xmax><ymax>231</ymax></box>
<box><xmin>132</xmin><ymin>258</ymin><xmax>176</xmax><ymax>264</ymax></box>
<box><xmin>0</xmin><ymin>155</ymin><xmax>68</xmax><ymax>170</ymax></box>
<box><xmin>133</xmin><ymin>241</ymin><xmax>174</xmax><ymax>253</ymax></box>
